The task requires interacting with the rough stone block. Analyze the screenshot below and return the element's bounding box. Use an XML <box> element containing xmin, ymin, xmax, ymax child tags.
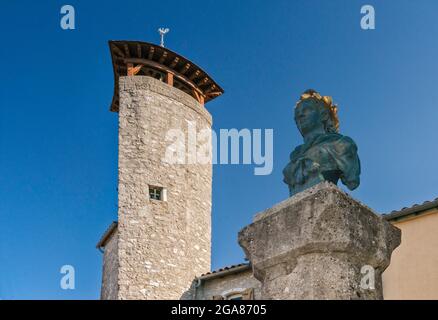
<box><xmin>238</xmin><ymin>182</ymin><xmax>401</xmax><ymax>300</ymax></box>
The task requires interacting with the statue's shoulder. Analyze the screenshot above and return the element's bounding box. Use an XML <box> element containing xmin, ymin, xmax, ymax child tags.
<box><xmin>338</xmin><ymin>134</ymin><xmax>358</xmax><ymax>150</ymax></box>
<box><xmin>324</xmin><ymin>133</ymin><xmax>357</xmax><ymax>147</ymax></box>
<box><xmin>322</xmin><ymin>133</ymin><xmax>358</xmax><ymax>155</ymax></box>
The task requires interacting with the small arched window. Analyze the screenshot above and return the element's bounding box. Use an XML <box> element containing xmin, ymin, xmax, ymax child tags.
<box><xmin>212</xmin><ymin>288</ymin><xmax>254</xmax><ymax>300</ymax></box>
<box><xmin>226</xmin><ymin>293</ymin><xmax>243</xmax><ymax>300</ymax></box>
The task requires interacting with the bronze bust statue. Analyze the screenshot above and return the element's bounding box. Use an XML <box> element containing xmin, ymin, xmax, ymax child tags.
<box><xmin>283</xmin><ymin>89</ymin><xmax>361</xmax><ymax>196</ymax></box>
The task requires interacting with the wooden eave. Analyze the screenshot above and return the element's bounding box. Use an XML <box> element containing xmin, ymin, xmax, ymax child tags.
<box><xmin>108</xmin><ymin>40</ymin><xmax>224</xmax><ymax>112</ymax></box>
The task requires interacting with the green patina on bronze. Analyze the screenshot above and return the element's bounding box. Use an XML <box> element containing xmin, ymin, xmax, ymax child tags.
<box><xmin>283</xmin><ymin>89</ymin><xmax>361</xmax><ymax>196</ymax></box>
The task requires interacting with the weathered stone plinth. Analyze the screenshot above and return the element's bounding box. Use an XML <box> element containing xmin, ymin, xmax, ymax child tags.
<box><xmin>238</xmin><ymin>182</ymin><xmax>401</xmax><ymax>300</ymax></box>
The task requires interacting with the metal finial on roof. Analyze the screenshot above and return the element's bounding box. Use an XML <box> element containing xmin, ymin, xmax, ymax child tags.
<box><xmin>158</xmin><ymin>27</ymin><xmax>170</xmax><ymax>47</ymax></box>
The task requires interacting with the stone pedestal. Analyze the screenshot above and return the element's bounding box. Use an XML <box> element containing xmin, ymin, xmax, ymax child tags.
<box><xmin>238</xmin><ymin>182</ymin><xmax>401</xmax><ymax>300</ymax></box>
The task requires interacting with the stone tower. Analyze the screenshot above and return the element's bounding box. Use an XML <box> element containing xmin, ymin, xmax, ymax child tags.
<box><xmin>97</xmin><ymin>40</ymin><xmax>223</xmax><ymax>300</ymax></box>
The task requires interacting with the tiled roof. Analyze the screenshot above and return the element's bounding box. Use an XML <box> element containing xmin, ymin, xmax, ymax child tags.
<box><xmin>108</xmin><ymin>40</ymin><xmax>224</xmax><ymax>112</ymax></box>
<box><xmin>199</xmin><ymin>263</ymin><xmax>250</xmax><ymax>279</ymax></box>
<box><xmin>96</xmin><ymin>221</ymin><xmax>118</xmax><ymax>249</ymax></box>
<box><xmin>383</xmin><ymin>197</ymin><xmax>438</xmax><ymax>221</ymax></box>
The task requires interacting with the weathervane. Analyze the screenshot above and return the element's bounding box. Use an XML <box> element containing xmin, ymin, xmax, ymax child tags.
<box><xmin>158</xmin><ymin>27</ymin><xmax>170</xmax><ymax>47</ymax></box>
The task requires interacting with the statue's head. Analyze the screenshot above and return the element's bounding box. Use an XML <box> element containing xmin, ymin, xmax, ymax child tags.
<box><xmin>294</xmin><ymin>89</ymin><xmax>339</xmax><ymax>137</ymax></box>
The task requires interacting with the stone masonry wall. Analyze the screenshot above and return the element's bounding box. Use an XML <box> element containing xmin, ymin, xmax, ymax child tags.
<box><xmin>100</xmin><ymin>230</ymin><xmax>119</xmax><ymax>299</ymax></box>
<box><xmin>117</xmin><ymin>76</ymin><xmax>212</xmax><ymax>299</ymax></box>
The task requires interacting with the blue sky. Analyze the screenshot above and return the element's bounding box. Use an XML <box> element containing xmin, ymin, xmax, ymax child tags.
<box><xmin>1</xmin><ymin>0</ymin><xmax>438</xmax><ymax>299</ymax></box>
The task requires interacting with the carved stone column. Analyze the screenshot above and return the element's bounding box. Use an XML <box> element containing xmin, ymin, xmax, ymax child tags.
<box><xmin>238</xmin><ymin>182</ymin><xmax>401</xmax><ymax>300</ymax></box>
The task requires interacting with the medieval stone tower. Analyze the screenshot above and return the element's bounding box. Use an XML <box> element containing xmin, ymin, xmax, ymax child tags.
<box><xmin>96</xmin><ymin>40</ymin><xmax>223</xmax><ymax>299</ymax></box>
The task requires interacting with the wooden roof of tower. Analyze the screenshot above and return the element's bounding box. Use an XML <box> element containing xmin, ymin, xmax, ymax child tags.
<box><xmin>108</xmin><ymin>40</ymin><xmax>224</xmax><ymax>112</ymax></box>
